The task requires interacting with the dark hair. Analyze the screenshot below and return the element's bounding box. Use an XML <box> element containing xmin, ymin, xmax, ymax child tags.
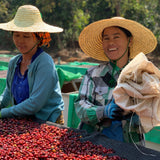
<box><xmin>12</xmin><ymin>31</ymin><xmax>51</xmax><ymax>47</ymax></box>
<box><xmin>117</xmin><ymin>26</ymin><xmax>132</xmax><ymax>37</ymax></box>
<box><xmin>102</xmin><ymin>26</ymin><xmax>132</xmax><ymax>38</ymax></box>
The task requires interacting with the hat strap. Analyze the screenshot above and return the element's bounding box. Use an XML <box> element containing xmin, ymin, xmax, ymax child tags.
<box><xmin>111</xmin><ymin>37</ymin><xmax>131</xmax><ymax>64</ymax></box>
<box><xmin>23</xmin><ymin>38</ymin><xmax>42</xmax><ymax>55</ymax></box>
<box><xmin>108</xmin><ymin>38</ymin><xmax>130</xmax><ymax>87</ymax></box>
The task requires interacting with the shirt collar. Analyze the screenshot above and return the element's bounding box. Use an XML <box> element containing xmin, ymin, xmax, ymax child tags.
<box><xmin>109</xmin><ymin>59</ymin><xmax>130</xmax><ymax>72</ymax></box>
<box><xmin>17</xmin><ymin>47</ymin><xmax>43</xmax><ymax>65</ymax></box>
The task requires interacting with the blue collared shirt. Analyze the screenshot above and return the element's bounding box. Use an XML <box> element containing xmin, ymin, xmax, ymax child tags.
<box><xmin>11</xmin><ymin>48</ymin><xmax>43</xmax><ymax>104</ymax></box>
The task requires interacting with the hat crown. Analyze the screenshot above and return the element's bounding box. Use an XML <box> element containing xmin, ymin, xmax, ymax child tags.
<box><xmin>111</xmin><ymin>17</ymin><xmax>125</xmax><ymax>20</ymax></box>
<box><xmin>13</xmin><ymin>5</ymin><xmax>42</xmax><ymax>27</ymax></box>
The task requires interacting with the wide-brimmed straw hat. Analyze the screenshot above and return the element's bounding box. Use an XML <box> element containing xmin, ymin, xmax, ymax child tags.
<box><xmin>79</xmin><ymin>17</ymin><xmax>157</xmax><ymax>61</ymax></box>
<box><xmin>0</xmin><ymin>5</ymin><xmax>63</xmax><ymax>33</ymax></box>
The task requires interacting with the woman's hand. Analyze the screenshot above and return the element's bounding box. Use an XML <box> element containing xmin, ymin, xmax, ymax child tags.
<box><xmin>104</xmin><ymin>99</ymin><xmax>124</xmax><ymax>120</ymax></box>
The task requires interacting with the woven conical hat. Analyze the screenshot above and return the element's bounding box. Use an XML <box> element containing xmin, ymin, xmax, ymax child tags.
<box><xmin>0</xmin><ymin>5</ymin><xmax>63</xmax><ymax>33</ymax></box>
<box><xmin>79</xmin><ymin>17</ymin><xmax>157</xmax><ymax>61</ymax></box>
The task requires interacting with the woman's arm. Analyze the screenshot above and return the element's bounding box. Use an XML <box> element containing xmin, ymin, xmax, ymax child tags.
<box><xmin>74</xmin><ymin>73</ymin><xmax>105</xmax><ymax>125</ymax></box>
<box><xmin>1</xmin><ymin>53</ymin><xmax>63</xmax><ymax>118</ymax></box>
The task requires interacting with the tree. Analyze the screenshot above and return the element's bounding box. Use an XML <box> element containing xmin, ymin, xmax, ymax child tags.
<box><xmin>0</xmin><ymin>0</ymin><xmax>159</xmax><ymax>51</ymax></box>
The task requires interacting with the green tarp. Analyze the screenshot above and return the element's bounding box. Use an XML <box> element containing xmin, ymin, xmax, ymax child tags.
<box><xmin>56</xmin><ymin>68</ymin><xmax>82</xmax><ymax>88</ymax></box>
<box><xmin>68</xmin><ymin>61</ymin><xmax>99</xmax><ymax>66</ymax></box>
<box><xmin>55</xmin><ymin>61</ymin><xmax>99</xmax><ymax>75</ymax></box>
<box><xmin>67</xmin><ymin>93</ymin><xmax>80</xmax><ymax>128</ymax></box>
<box><xmin>0</xmin><ymin>60</ymin><xmax>8</xmax><ymax>94</ymax></box>
<box><xmin>0</xmin><ymin>61</ymin><xmax>8</xmax><ymax>71</ymax></box>
<box><xmin>0</xmin><ymin>54</ymin><xmax>13</xmax><ymax>57</ymax></box>
<box><xmin>145</xmin><ymin>127</ymin><xmax>160</xmax><ymax>144</ymax></box>
<box><xmin>0</xmin><ymin>78</ymin><xmax>6</xmax><ymax>95</ymax></box>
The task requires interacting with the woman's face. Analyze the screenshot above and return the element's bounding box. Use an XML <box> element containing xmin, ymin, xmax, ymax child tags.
<box><xmin>102</xmin><ymin>26</ymin><xmax>131</xmax><ymax>61</ymax></box>
<box><xmin>13</xmin><ymin>32</ymin><xmax>38</xmax><ymax>54</ymax></box>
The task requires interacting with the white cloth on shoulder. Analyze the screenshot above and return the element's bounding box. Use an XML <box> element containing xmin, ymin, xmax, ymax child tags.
<box><xmin>113</xmin><ymin>52</ymin><xmax>160</xmax><ymax>133</ymax></box>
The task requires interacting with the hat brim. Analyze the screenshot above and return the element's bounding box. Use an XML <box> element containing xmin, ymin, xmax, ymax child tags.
<box><xmin>0</xmin><ymin>20</ymin><xmax>63</xmax><ymax>33</ymax></box>
<box><xmin>79</xmin><ymin>18</ymin><xmax>157</xmax><ymax>61</ymax></box>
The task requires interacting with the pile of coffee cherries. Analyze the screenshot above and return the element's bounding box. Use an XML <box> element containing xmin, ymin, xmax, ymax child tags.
<box><xmin>0</xmin><ymin>118</ymin><xmax>127</xmax><ymax>159</ymax></box>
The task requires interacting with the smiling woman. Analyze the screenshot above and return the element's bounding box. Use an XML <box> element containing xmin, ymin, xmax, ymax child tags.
<box><xmin>102</xmin><ymin>26</ymin><xmax>132</xmax><ymax>68</ymax></box>
<box><xmin>74</xmin><ymin>17</ymin><xmax>157</xmax><ymax>146</ymax></box>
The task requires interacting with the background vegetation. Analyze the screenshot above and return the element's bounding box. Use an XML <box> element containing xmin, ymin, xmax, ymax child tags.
<box><xmin>0</xmin><ymin>0</ymin><xmax>160</xmax><ymax>56</ymax></box>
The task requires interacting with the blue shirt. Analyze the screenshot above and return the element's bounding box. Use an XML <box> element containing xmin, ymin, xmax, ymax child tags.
<box><xmin>11</xmin><ymin>48</ymin><xmax>43</xmax><ymax>104</ymax></box>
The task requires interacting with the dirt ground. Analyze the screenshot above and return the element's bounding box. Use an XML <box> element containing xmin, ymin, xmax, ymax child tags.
<box><xmin>0</xmin><ymin>48</ymin><xmax>159</xmax><ymax>78</ymax></box>
<box><xmin>0</xmin><ymin>48</ymin><xmax>159</xmax><ymax>64</ymax></box>
<box><xmin>0</xmin><ymin>48</ymin><xmax>101</xmax><ymax>78</ymax></box>
<box><xmin>0</xmin><ymin>48</ymin><xmax>102</xmax><ymax>63</ymax></box>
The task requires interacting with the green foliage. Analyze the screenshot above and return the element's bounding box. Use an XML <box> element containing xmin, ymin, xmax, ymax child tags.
<box><xmin>0</xmin><ymin>1</ymin><xmax>9</xmax><ymax>22</ymax></box>
<box><xmin>0</xmin><ymin>0</ymin><xmax>159</xmax><ymax>51</ymax></box>
<box><xmin>81</xmin><ymin>0</ymin><xmax>116</xmax><ymax>22</ymax></box>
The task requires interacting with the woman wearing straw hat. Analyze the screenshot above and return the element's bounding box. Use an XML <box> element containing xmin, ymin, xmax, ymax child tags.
<box><xmin>0</xmin><ymin>5</ymin><xmax>64</xmax><ymax>124</ymax></box>
<box><xmin>75</xmin><ymin>17</ymin><xmax>157</xmax><ymax>145</ymax></box>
